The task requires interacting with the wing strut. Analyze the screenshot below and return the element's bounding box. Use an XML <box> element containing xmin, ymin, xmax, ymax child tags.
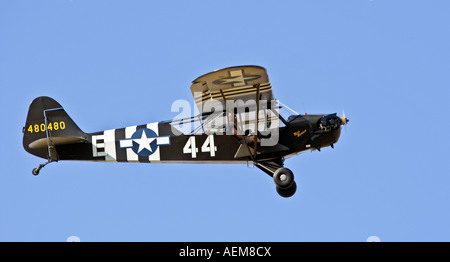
<box><xmin>219</xmin><ymin>89</ymin><xmax>227</xmax><ymax>103</ymax></box>
<box><xmin>253</xmin><ymin>83</ymin><xmax>260</xmax><ymax>160</ymax></box>
<box><xmin>237</xmin><ymin>114</ymin><xmax>255</xmax><ymax>162</ymax></box>
<box><xmin>221</xmin><ymin>87</ymin><xmax>258</xmax><ymax>162</ymax></box>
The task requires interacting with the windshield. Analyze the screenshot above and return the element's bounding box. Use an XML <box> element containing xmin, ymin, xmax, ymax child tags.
<box><xmin>277</xmin><ymin>100</ymin><xmax>300</xmax><ymax>123</ymax></box>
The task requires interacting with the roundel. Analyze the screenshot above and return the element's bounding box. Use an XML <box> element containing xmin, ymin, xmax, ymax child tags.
<box><xmin>131</xmin><ymin>128</ymin><xmax>159</xmax><ymax>156</ymax></box>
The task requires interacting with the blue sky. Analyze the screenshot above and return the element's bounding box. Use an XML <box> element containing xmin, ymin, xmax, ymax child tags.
<box><xmin>1</xmin><ymin>0</ymin><xmax>449</xmax><ymax>241</ymax></box>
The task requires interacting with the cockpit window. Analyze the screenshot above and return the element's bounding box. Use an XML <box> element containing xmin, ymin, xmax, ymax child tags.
<box><xmin>168</xmin><ymin>100</ymin><xmax>297</xmax><ymax>136</ymax></box>
<box><xmin>169</xmin><ymin>112</ymin><xmax>225</xmax><ymax>135</ymax></box>
<box><xmin>277</xmin><ymin>100</ymin><xmax>300</xmax><ymax>123</ymax></box>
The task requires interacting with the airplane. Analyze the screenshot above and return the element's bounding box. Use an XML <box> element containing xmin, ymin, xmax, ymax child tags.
<box><xmin>22</xmin><ymin>65</ymin><xmax>348</xmax><ymax>198</ymax></box>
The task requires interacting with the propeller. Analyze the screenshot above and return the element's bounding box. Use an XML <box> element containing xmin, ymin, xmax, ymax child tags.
<box><xmin>341</xmin><ymin>110</ymin><xmax>349</xmax><ymax>126</ymax></box>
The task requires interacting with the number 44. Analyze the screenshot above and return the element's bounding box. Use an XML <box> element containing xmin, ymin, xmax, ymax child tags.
<box><xmin>183</xmin><ymin>135</ymin><xmax>217</xmax><ymax>158</ymax></box>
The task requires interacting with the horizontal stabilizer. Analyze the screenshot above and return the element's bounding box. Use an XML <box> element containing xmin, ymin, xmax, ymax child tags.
<box><xmin>29</xmin><ymin>136</ymin><xmax>86</xmax><ymax>149</ymax></box>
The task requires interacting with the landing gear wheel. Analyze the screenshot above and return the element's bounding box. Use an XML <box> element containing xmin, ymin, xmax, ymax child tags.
<box><xmin>32</xmin><ymin>168</ymin><xmax>40</xmax><ymax>176</ymax></box>
<box><xmin>273</xmin><ymin>168</ymin><xmax>294</xmax><ymax>189</ymax></box>
<box><xmin>276</xmin><ymin>182</ymin><xmax>297</xmax><ymax>198</ymax></box>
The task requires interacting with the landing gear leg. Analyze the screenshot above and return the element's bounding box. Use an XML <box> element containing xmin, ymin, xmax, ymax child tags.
<box><xmin>32</xmin><ymin>160</ymin><xmax>54</xmax><ymax>176</ymax></box>
<box><xmin>31</xmin><ymin>138</ymin><xmax>59</xmax><ymax>176</ymax></box>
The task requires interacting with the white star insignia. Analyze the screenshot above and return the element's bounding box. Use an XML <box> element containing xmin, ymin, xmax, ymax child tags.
<box><xmin>133</xmin><ymin>130</ymin><xmax>156</xmax><ymax>153</ymax></box>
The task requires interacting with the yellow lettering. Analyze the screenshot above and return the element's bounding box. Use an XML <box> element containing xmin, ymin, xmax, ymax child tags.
<box><xmin>26</xmin><ymin>122</ymin><xmax>66</xmax><ymax>133</ymax></box>
<box><xmin>293</xmin><ymin>130</ymin><xmax>306</xmax><ymax>138</ymax></box>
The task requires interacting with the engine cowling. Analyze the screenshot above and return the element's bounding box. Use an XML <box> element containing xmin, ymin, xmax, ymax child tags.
<box><xmin>318</xmin><ymin>113</ymin><xmax>342</xmax><ymax>132</ymax></box>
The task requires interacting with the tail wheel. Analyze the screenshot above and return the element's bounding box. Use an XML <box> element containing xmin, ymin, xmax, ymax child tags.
<box><xmin>32</xmin><ymin>168</ymin><xmax>39</xmax><ymax>176</ymax></box>
<box><xmin>276</xmin><ymin>182</ymin><xmax>297</xmax><ymax>198</ymax></box>
<box><xmin>273</xmin><ymin>168</ymin><xmax>294</xmax><ymax>189</ymax></box>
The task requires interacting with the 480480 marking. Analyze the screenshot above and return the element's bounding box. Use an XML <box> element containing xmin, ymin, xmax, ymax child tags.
<box><xmin>27</xmin><ymin>121</ymin><xmax>66</xmax><ymax>133</ymax></box>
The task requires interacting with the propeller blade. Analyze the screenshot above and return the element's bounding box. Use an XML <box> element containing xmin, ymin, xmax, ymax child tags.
<box><xmin>341</xmin><ymin>110</ymin><xmax>349</xmax><ymax>125</ymax></box>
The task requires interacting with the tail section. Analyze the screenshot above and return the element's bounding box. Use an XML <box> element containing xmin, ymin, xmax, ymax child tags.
<box><xmin>23</xmin><ymin>96</ymin><xmax>87</xmax><ymax>161</ymax></box>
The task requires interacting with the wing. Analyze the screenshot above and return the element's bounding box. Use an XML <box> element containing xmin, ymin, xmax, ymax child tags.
<box><xmin>190</xmin><ymin>65</ymin><xmax>274</xmax><ymax>114</ymax></box>
<box><xmin>190</xmin><ymin>66</ymin><xmax>283</xmax><ymax>159</ymax></box>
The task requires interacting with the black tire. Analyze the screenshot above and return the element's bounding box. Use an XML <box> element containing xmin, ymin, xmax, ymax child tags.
<box><xmin>276</xmin><ymin>182</ymin><xmax>297</xmax><ymax>198</ymax></box>
<box><xmin>32</xmin><ymin>168</ymin><xmax>39</xmax><ymax>176</ymax></box>
<box><xmin>273</xmin><ymin>168</ymin><xmax>294</xmax><ymax>189</ymax></box>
